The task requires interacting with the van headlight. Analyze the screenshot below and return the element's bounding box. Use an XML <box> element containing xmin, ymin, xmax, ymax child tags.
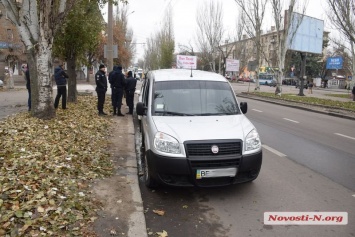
<box><xmin>154</xmin><ymin>132</ymin><xmax>181</xmax><ymax>154</ymax></box>
<box><xmin>245</xmin><ymin>129</ymin><xmax>261</xmax><ymax>152</ymax></box>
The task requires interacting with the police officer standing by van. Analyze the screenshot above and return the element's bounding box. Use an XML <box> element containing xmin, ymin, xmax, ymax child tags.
<box><xmin>110</xmin><ymin>65</ymin><xmax>126</xmax><ymax>116</ymax></box>
<box><xmin>125</xmin><ymin>71</ymin><xmax>137</xmax><ymax>115</ymax></box>
<box><xmin>95</xmin><ymin>64</ymin><xmax>108</xmax><ymax>115</ymax></box>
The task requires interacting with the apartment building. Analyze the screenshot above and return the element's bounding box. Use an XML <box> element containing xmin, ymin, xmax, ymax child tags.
<box><xmin>0</xmin><ymin>3</ymin><xmax>26</xmax><ymax>79</ymax></box>
<box><xmin>220</xmin><ymin>25</ymin><xmax>329</xmax><ymax>79</ymax></box>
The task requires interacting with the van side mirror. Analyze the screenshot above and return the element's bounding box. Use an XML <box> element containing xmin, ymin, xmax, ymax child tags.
<box><xmin>240</xmin><ymin>102</ymin><xmax>248</xmax><ymax>114</ymax></box>
<box><xmin>136</xmin><ymin>102</ymin><xmax>147</xmax><ymax>116</ymax></box>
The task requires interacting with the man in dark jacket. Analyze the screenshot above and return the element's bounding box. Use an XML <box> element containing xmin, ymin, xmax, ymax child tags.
<box><xmin>125</xmin><ymin>71</ymin><xmax>137</xmax><ymax>115</ymax></box>
<box><xmin>109</xmin><ymin>65</ymin><xmax>126</xmax><ymax>116</ymax></box>
<box><xmin>108</xmin><ymin>65</ymin><xmax>117</xmax><ymax>112</ymax></box>
<box><xmin>95</xmin><ymin>64</ymin><xmax>108</xmax><ymax>115</ymax></box>
<box><xmin>25</xmin><ymin>64</ymin><xmax>31</xmax><ymax>111</ymax></box>
<box><xmin>54</xmin><ymin>64</ymin><xmax>69</xmax><ymax>109</ymax></box>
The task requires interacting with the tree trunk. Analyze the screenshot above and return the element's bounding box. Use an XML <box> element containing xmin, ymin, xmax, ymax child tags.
<box><xmin>86</xmin><ymin>65</ymin><xmax>90</xmax><ymax>82</ymax></box>
<box><xmin>298</xmin><ymin>53</ymin><xmax>306</xmax><ymax>96</ymax></box>
<box><xmin>29</xmin><ymin>42</ymin><xmax>56</xmax><ymax>119</ymax></box>
<box><xmin>67</xmin><ymin>57</ymin><xmax>77</xmax><ymax>103</ymax></box>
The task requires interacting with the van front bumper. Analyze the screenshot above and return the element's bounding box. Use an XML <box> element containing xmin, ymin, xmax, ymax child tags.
<box><xmin>145</xmin><ymin>150</ymin><xmax>262</xmax><ymax>187</ymax></box>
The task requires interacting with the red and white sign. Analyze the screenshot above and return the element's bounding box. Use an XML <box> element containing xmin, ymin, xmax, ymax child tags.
<box><xmin>176</xmin><ymin>55</ymin><xmax>197</xmax><ymax>69</ymax></box>
<box><xmin>226</xmin><ymin>59</ymin><xmax>240</xmax><ymax>72</ymax></box>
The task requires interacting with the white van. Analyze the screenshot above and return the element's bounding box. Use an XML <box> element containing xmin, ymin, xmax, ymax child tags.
<box><xmin>136</xmin><ymin>69</ymin><xmax>262</xmax><ymax>188</ymax></box>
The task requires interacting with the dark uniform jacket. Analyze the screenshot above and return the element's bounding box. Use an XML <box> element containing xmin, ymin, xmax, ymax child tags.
<box><xmin>95</xmin><ymin>70</ymin><xmax>108</xmax><ymax>92</ymax></box>
<box><xmin>125</xmin><ymin>76</ymin><xmax>137</xmax><ymax>95</ymax></box>
<box><xmin>108</xmin><ymin>66</ymin><xmax>117</xmax><ymax>87</ymax></box>
<box><xmin>110</xmin><ymin>69</ymin><xmax>126</xmax><ymax>89</ymax></box>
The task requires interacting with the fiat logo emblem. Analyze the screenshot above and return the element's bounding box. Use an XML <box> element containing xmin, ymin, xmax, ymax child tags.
<box><xmin>211</xmin><ymin>145</ymin><xmax>219</xmax><ymax>154</ymax></box>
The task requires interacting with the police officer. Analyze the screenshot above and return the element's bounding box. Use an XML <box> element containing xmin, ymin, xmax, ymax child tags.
<box><xmin>110</xmin><ymin>65</ymin><xmax>126</xmax><ymax>116</ymax></box>
<box><xmin>108</xmin><ymin>65</ymin><xmax>117</xmax><ymax>113</ymax></box>
<box><xmin>95</xmin><ymin>64</ymin><xmax>108</xmax><ymax>115</ymax></box>
<box><xmin>125</xmin><ymin>71</ymin><xmax>137</xmax><ymax>115</ymax></box>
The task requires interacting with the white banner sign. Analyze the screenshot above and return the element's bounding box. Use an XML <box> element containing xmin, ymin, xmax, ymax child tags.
<box><xmin>176</xmin><ymin>55</ymin><xmax>197</xmax><ymax>69</ymax></box>
<box><xmin>226</xmin><ymin>59</ymin><xmax>240</xmax><ymax>72</ymax></box>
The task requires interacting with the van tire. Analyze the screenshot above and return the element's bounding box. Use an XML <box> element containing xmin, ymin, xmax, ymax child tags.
<box><xmin>143</xmin><ymin>152</ymin><xmax>158</xmax><ymax>188</ymax></box>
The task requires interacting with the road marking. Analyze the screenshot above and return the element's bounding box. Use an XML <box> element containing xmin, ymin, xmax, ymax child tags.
<box><xmin>262</xmin><ymin>145</ymin><xmax>286</xmax><ymax>157</ymax></box>
<box><xmin>252</xmin><ymin>109</ymin><xmax>263</xmax><ymax>112</ymax></box>
<box><xmin>283</xmin><ymin>118</ymin><xmax>299</xmax><ymax>123</ymax></box>
<box><xmin>335</xmin><ymin>133</ymin><xmax>355</xmax><ymax>141</ymax></box>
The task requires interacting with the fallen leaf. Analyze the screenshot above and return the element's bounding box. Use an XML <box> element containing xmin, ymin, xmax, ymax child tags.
<box><xmin>37</xmin><ymin>206</ymin><xmax>45</xmax><ymax>213</ymax></box>
<box><xmin>182</xmin><ymin>205</ymin><xmax>188</xmax><ymax>209</ymax></box>
<box><xmin>110</xmin><ymin>228</ymin><xmax>117</xmax><ymax>235</ymax></box>
<box><xmin>153</xmin><ymin>209</ymin><xmax>165</xmax><ymax>216</ymax></box>
<box><xmin>156</xmin><ymin>230</ymin><xmax>168</xmax><ymax>237</ymax></box>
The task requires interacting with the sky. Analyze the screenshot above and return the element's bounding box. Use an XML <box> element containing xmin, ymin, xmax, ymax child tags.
<box><xmin>103</xmin><ymin>0</ymin><xmax>329</xmax><ymax>62</ymax></box>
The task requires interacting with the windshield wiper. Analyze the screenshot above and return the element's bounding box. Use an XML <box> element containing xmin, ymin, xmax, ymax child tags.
<box><xmin>199</xmin><ymin>112</ymin><xmax>234</xmax><ymax>116</ymax></box>
<box><xmin>155</xmin><ymin>111</ymin><xmax>195</xmax><ymax>116</ymax></box>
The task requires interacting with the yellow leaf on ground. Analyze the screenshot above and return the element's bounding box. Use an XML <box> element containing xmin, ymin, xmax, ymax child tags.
<box><xmin>153</xmin><ymin>209</ymin><xmax>165</xmax><ymax>216</ymax></box>
<box><xmin>156</xmin><ymin>230</ymin><xmax>168</xmax><ymax>237</ymax></box>
<box><xmin>37</xmin><ymin>206</ymin><xmax>45</xmax><ymax>213</ymax></box>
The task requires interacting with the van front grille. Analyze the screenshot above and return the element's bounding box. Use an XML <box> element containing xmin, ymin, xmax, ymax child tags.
<box><xmin>185</xmin><ymin>141</ymin><xmax>242</xmax><ymax>157</ymax></box>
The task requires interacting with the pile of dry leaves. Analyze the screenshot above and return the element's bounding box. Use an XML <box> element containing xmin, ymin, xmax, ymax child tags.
<box><xmin>0</xmin><ymin>96</ymin><xmax>113</xmax><ymax>236</ymax></box>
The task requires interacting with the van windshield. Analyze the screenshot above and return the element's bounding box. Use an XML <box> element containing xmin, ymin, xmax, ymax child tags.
<box><xmin>152</xmin><ymin>80</ymin><xmax>240</xmax><ymax>116</ymax></box>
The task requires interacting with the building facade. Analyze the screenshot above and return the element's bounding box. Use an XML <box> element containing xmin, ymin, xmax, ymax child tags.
<box><xmin>220</xmin><ymin>25</ymin><xmax>329</xmax><ymax>80</ymax></box>
<box><xmin>0</xmin><ymin>3</ymin><xmax>26</xmax><ymax>80</ymax></box>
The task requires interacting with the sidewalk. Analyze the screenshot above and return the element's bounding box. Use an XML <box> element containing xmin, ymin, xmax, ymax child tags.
<box><xmin>0</xmin><ymin>83</ymin><xmax>147</xmax><ymax>237</ymax></box>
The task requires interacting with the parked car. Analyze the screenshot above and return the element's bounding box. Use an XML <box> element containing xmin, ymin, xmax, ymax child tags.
<box><xmin>238</xmin><ymin>77</ymin><xmax>253</xmax><ymax>82</ymax></box>
<box><xmin>136</xmin><ymin>69</ymin><xmax>262</xmax><ymax>188</ymax></box>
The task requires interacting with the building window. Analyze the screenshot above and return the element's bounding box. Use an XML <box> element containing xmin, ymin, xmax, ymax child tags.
<box><xmin>7</xmin><ymin>29</ymin><xmax>13</xmax><ymax>41</ymax></box>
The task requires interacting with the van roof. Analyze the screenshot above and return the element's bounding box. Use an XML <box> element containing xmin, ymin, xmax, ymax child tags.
<box><xmin>150</xmin><ymin>69</ymin><xmax>227</xmax><ymax>82</ymax></box>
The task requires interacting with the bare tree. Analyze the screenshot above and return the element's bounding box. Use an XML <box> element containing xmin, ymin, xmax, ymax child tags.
<box><xmin>270</xmin><ymin>0</ymin><xmax>307</xmax><ymax>95</ymax></box>
<box><xmin>235</xmin><ymin>0</ymin><xmax>268</xmax><ymax>90</ymax></box>
<box><xmin>195</xmin><ymin>0</ymin><xmax>224</xmax><ymax>72</ymax></box>
<box><xmin>159</xmin><ymin>5</ymin><xmax>175</xmax><ymax>69</ymax></box>
<box><xmin>217</xmin><ymin>39</ymin><xmax>236</xmax><ymax>76</ymax></box>
<box><xmin>143</xmin><ymin>4</ymin><xmax>174</xmax><ymax>70</ymax></box>
<box><xmin>326</xmin><ymin>0</ymin><xmax>355</xmax><ymax>86</ymax></box>
<box><xmin>234</xmin><ymin>9</ymin><xmax>248</xmax><ymax>75</ymax></box>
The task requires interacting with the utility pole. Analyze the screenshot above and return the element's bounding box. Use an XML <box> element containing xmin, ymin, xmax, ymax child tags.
<box><xmin>107</xmin><ymin>1</ymin><xmax>113</xmax><ymax>73</ymax></box>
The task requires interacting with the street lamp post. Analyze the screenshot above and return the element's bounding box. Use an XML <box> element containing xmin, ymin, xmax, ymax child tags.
<box><xmin>107</xmin><ymin>2</ymin><xmax>113</xmax><ymax>73</ymax></box>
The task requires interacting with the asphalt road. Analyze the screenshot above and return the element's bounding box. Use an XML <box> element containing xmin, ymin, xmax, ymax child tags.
<box><xmin>138</xmin><ymin>144</ymin><xmax>355</xmax><ymax>237</ymax></box>
<box><xmin>0</xmin><ymin>89</ymin><xmax>28</xmax><ymax>120</ymax></box>
<box><xmin>137</xmin><ymin>95</ymin><xmax>355</xmax><ymax>237</ymax></box>
<box><xmin>242</xmin><ymin>97</ymin><xmax>355</xmax><ymax>191</ymax></box>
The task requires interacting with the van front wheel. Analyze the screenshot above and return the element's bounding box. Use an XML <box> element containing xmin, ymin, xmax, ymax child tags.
<box><xmin>143</xmin><ymin>153</ymin><xmax>158</xmax><ymax>188</ymax></box>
